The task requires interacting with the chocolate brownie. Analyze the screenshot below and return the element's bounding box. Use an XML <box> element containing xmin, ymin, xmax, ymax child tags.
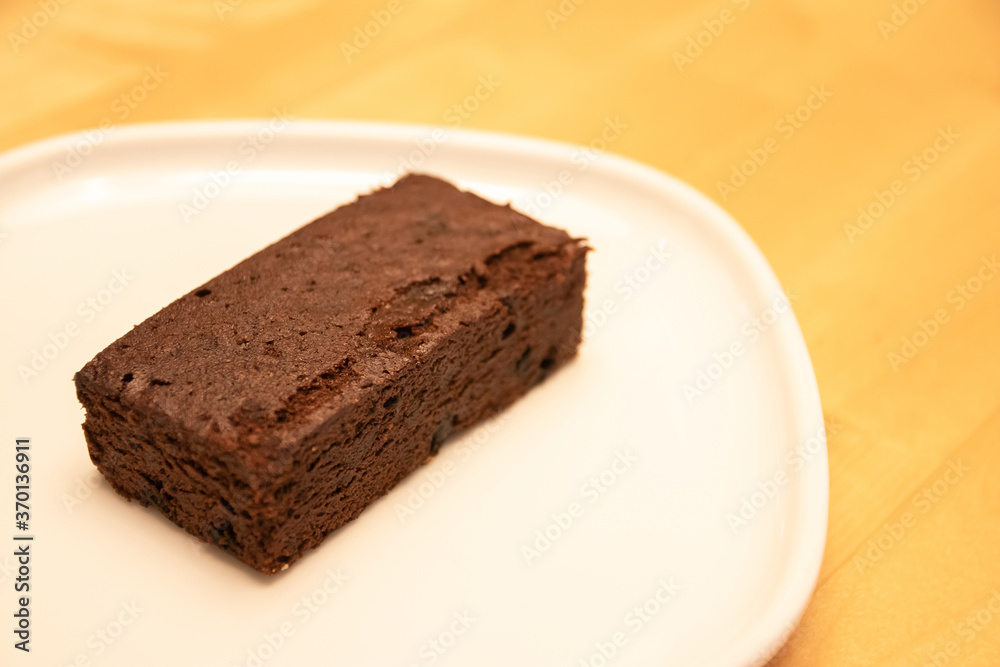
<box><xmin>74</xmin><ymin>173</ymin><xmax>588</xmax><ymax>574</ymax></box>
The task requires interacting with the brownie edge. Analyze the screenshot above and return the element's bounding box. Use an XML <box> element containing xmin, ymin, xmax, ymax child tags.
<box><xmin>74</xmin><ymin>173</ymin><xmax>589</xmax><ymax>574</ymax></box>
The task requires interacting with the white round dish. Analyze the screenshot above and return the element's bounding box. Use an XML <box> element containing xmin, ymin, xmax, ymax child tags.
<box><xmin>0</xmin><ymin>120</ymin><xmax>827</xmax><ymax>667</ymax></box>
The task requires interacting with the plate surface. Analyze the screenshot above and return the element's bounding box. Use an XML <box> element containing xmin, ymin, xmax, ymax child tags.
<box><xmin>0</xmin><ymin>121</ymin><xmax>827</xmax><ymax>667</ymax></box>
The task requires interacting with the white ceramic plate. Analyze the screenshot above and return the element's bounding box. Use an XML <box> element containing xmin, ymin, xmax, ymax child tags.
<box><xmin>0</xmin><ymin>121</ymin><xmax>827</xmax><ymax>667</ymax></box>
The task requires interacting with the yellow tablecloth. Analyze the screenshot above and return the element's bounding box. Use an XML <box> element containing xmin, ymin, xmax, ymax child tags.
<box><xmin>2</xmin><ymin>0</ymin><xmax>998</xmax><ymax>663</ymax></box>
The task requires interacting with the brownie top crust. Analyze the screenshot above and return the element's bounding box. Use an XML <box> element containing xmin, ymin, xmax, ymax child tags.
<box><xmin>76</xmin><ymin>174</ymin><xmax>586</xmax><ymax>477</ymax></box>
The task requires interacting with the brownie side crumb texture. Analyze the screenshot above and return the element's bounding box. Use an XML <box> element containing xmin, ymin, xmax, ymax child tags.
<box><xmin>74</xmin><ymin>173</ymin><xmax>588</xmax><ymax>574</ymax></box>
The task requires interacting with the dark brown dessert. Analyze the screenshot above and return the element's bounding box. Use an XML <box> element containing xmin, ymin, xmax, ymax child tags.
<box><xmin>74</xmin><ymin>173</ymin><xmax>588</xmax><ymax>574</ymax></box>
